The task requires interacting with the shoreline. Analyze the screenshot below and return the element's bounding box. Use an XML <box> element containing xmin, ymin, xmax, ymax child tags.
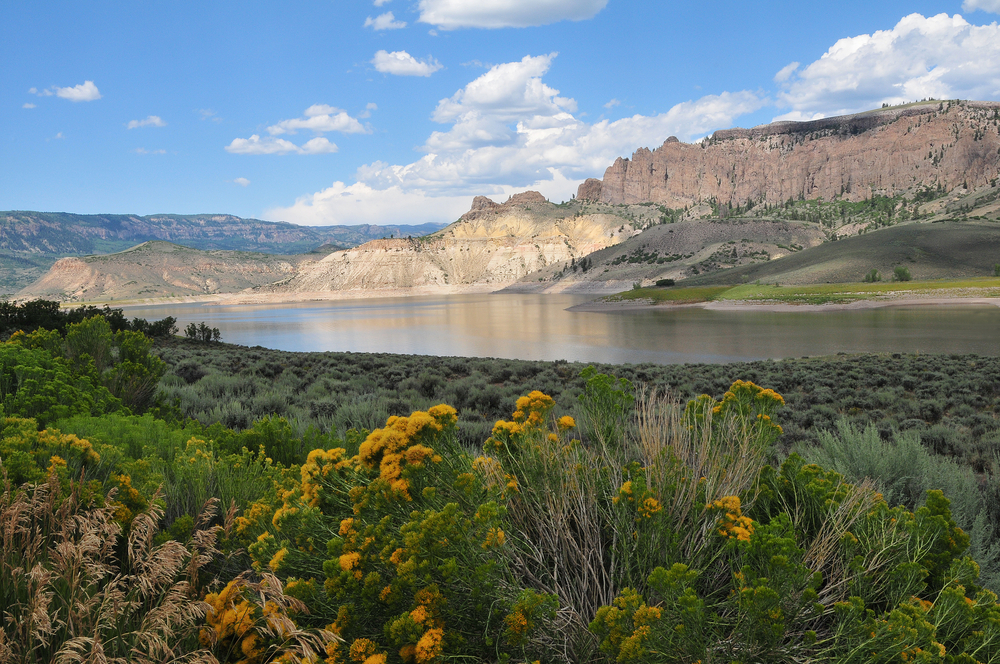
<box><xmin>568</xmin><ymin>296</ymin><xmax>1000</xmax><ymax>313</ymax></box>
<box><xmin>48</xmin><ymin>287</ymin><xmax>1000</xmax><ymax>314</ymax></box>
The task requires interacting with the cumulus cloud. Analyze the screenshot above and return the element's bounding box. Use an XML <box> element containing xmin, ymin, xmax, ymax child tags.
<box><xmin>266</xmin><ymin>181</ymin><xmax>473</xmax><ymax>226</ymax></box>
<box><xmin>271</xmin><ymin>53</ymin><xmax>764</xmax><ymax>225</ymax></box>
<box><xmin>773</xmin><ymin>62</ymin><xmax>799</xmax><ymax>83</ymax></box>
<box><xmin>267</xmin><ymin>104</ymin><xmax>367</xmax><ymax>135</ymax></box>
<box><xmin>775</xmin><ymin>13</ymin><xmax>1000</xmax><ymax>120</ymax></box>
<box><xmin>418</xmin><ymin>0</ymin><xmax>607</xmax><ymax>29</ymax></box>
<box><xmin>374</xmin><ymin>0</ymin><xmax>392</xmax><ymax>5</ymax></box>
<box><xmin>127</xmin><ymin>115</ymin><xmax>166</xmax><ymax>129</ymax></box>
<box><xmin>232</xmin><ymin>177</ymin><xmax>251</xmax><ymax>186</ymax></box>
<box><xmin>372</xmin><ymin>50</ymin><xmax>443</xmax><ymax>76</ymax></box>
<box><xmin>52</xmin><ymin>80</ymin><xmax>102</xmax><ymax>102</ymax></box>
<box><xmin>23</xmin><ymin>103</ymin><xmax>35</xmax><ymax>109</ymax></box>
<box><xmin>225</xmin><ymin>134</ymin><xmax>338</xmax><ymax>155</ymax></box>
<box><xmin>962</xmin><ymin>0</ymin><xmax>1000</xmax><ymax>13</ymax></box>
<box><xmin>360</xmin><ymin>102</ymin><xmax>378</xmax><ymax>118</ymax></box>
<box><xmin>603</xmin><ymin>98</ymin><xmax>620</xmax><ymax>109</ymax></box>
<box><xmin>364</xmin><ymin>11</ymin><xmax>407</xmax><ymax>30</ymax></box>
<box><xmin>228</xmin><ymin>105</ymin><xmax>365</xmax><ymax>155</ymax></box>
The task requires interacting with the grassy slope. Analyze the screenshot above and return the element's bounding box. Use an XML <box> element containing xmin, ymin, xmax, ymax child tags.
<box><xmin>680</xmin><ymin>220</ymin><xmax>1000</xmax><ymax>286</ymax></box>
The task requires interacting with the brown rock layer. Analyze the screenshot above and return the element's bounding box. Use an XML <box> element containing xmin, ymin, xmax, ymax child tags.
<box><xmin>581</xmin><ymin>101</ymin><xmax>1000</xmax><ymax>207</ymax></box>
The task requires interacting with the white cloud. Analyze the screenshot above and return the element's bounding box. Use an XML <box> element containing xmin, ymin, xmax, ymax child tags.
<box><xmin>603</xmin><ymin>98</ymin><xmax>620</xmax><ymax>109</ymax></box>
<box><xmin>394</xmin><ymin>56</ymin><xmax>761</xmax><ymax>188</ymax></box>
<box><xmin>360</xmin><ymin>102</ymin><xmax>378</xmax><ymax>119</ymax></box>
<box><xmin>773</xmin><ymin>62</ymin><xmax>799</xmax><ymax>83</ymax></box>
<box><xmin>134</xmin><ymin>148</ymin><xmax>166</xmax><ymax>154</ymax></box>
<box><xmin>374</xmin><ymin>0</ymin><xmax>392</xmax><ymax>5</ymax></box>
<box><xmin>372</xmin><ymin>50</ymin><xmax>443</xmax><ymax>77</ymax></box>
<box><xmin>364</xmin><ymin>11</ymin><xmax>407</xmax><ymax>30</ymax></box>
<box><xmin>272</xmin><ymin>53</ymin><xmax>764</xmax><ymax>225</ymax></box>
<box><xmin>232</xmin><ymin>177</ymin><xmax>251</xmax><ymax>186</ymax></box>
<box><xmin>300</xmin><ymin>137</ymin><xmax>339</xmax><ymax>154</ymax></box>
<box><xmin>962</xmin><ymin>0</ymin><xmax>1000</xmax><ymax>13</ymax></box>
<box><xmin>23</xmin><ymin>103</ymin><xmax>35</xmax><ymax>109</ymax></box>
<box><xmin>197</xmin><ymin>108</ymin><xmax>222</xmax><ymax>122</ymax></box>
<box><xmin>776</xmin><ymin>13</ymin><xmax>1000</xmax><ymax>119</ymax></box>
<box><xmin>418</xmin><ymin>0</ymin><xmax>607</xmax><ymax>29</ymax></box>
<box><xmin>53</xmin><ymin>132</ymin><xmax>64</xmax><ymax>140</ymax></box>
<box><xmin>30</xmin><ymin>81</ymin><xmax>102</xmax><ymax>101</ymax></box>
<box><xmin>225</xmin><ymin>134</ymin><xmax>339</xmax><ymax>155</ymax></box>
<box><xmin>226</xmin><ymin>135</ymin><xmax>306</xmax><ymax>155</ymax></box>
<box><xmin>127</xmin><ymin>115</ymin><xmax>166</xmax><ymax>129</ymax></box>
<box><xmin>267</xmin><ymin>105</ymin><xmax>367</xmax><ymax>135</ymax></box>
<box><xmin>54</xmin><ymin>80</ymin><xmax>102</xmax><ymax>102</ymax></box>
<box><xmin>266</xmin><ymin>181</ymin><xmax>472</xmax><ymax>226</ymax></box>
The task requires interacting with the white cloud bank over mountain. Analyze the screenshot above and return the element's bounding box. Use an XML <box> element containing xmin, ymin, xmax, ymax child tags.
<box><xmin>775</xmin><ymin>13</ymin><xmax>1000</xmax><ymax>121</ymax></box>
<box><xmin>268</xmin><ymin>53</ymin><xmax>761</xmax><ymax>224</ymax></box>
<box><xmin>417</xmin><ymin>0</ymin><xmax>608</xmax><ymax>29</ymax></box>
<box><xmin>270</xmin><ymin>12</ymin><xmax>1000</xmax><ymax>226</ymax></box>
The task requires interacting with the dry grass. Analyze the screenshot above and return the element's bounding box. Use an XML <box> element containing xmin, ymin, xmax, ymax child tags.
<box><xmin>0</xmin><ymin>475</ymin><xmax>335</xmax><ymax>664</ymax></box>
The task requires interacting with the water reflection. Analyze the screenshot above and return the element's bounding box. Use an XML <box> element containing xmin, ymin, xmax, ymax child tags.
<box><xmin>124</xmin><ymin>294</ymin><xmax>1000</xmax><ymax>364</ymax></box>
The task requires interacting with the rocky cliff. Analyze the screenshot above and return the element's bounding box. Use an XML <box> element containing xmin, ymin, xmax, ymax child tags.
<box><xmin>580</xmin><ymin>101</ymin><xmax>1000</xmax><ymax>208</ymax></box>
<box><xmin>256</xmin><ymin>193</ymin><xmax>651</xmax><ymax>296</ymax></box>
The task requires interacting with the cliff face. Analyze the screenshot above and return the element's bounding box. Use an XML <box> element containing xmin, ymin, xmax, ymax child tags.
<box><xmin>264</xmin><ymin>193</ymin><xmax>638</xmax><ymax>294</ymax></box>
<box><xmin>583</xmin><ymin>101</ymin><xmax>1000</xmax><ymax>208</ymax></box>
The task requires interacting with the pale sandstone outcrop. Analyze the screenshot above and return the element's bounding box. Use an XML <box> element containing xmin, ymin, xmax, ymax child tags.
<box><xmin>265</xmin><ymin>192</ymin><xmax>633</xmax><ymax>294</ymax></box>
<box><xmin>581</xmin><ymin>101</ymin><xmax>1000</xmax><ymax>208</ymax></box>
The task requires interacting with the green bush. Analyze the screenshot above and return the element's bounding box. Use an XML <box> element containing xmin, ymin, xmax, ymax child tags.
<box><xmin>893</xmin><ymin>265</ymin><xmax>913</xmax><ymax>281</ymax></box>
<box><xmin>864</xmin><ymin>268</ymin><xmax>881</xmax><ymax>282</ymax></box>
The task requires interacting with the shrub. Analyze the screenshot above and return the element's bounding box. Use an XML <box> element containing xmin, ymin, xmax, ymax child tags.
<box><xmin>240</xmin><ymin>404</ymin><xmax>545</xmax><ymax>663</ymax></box>
<box><xmin>864</xmin><ymin>268</ymin><xmax>881</xmax><ymax>283</ymax></box>
<box><xmin>893</xmin><ymin>265</ymin><xmax>913</xmax><ymax>282</ymax></box>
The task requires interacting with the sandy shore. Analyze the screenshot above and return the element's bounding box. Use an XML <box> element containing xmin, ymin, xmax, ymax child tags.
<box><xmin>568</xmin><ymin>296</ymin><xmax>1000</xmax><ymax>313</ymax></box>
<box><xmin>109</xmin><ymin>284</ymin><xmax>499</xmax><ymax>309</ymax></box>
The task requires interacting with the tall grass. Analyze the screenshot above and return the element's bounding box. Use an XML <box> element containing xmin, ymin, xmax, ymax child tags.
<box><xmin>799</xmin><ymin>419</ymin><xmax>1000</xmax><ymax>590</ymax></box>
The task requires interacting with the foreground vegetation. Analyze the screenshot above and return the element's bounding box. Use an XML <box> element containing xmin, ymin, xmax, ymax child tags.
<box><xmin>2</xmin><ymin>301</ymin><xmax>1000</xmax><ymax>662</ymax></box>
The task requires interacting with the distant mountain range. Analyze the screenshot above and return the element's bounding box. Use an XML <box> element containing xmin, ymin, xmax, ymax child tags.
<box><xmin>9</xmin><ymin>100</ymin><xmax>1000</xmax><ymax>301</ymax></box>
<box><xmin>0</xmin><ymin>211</ymin><xmax>446</xmax><ymax>292</ymax></box>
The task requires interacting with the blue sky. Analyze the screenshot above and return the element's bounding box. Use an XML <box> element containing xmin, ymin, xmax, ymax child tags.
<box><xmin>3</xmin><ymin>0</ymin><xmax>1000</xmax><ymax>226</ymax></box>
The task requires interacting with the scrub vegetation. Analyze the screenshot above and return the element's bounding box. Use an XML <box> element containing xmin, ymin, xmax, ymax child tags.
<box><xmin>2</xmin><ymin>299</ymin><xmax>1000</xmax><ymax>663</ymax></box>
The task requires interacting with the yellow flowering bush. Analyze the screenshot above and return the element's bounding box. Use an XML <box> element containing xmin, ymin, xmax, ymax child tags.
<box><xmin>201</xmin><ymin>572</ymin><xmax>336</xmax><ymax>664</ymax></box>
<box><xmin>244</xmin><ymin>404</ymin><xmax>547</xmax><ymax>663</ymax></box>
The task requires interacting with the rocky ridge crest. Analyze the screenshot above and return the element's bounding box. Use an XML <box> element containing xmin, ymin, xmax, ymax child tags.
<box><xmin>581</xmin><ymin>101</ymin><xmax>1000</xmax><ymax>208</ymax></box>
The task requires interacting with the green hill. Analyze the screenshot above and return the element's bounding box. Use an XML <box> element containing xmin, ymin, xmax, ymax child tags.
<box><xmin>683</xmin><ymin>220</ymin><xmax>1000</xmax><ymax>286</ymax></box>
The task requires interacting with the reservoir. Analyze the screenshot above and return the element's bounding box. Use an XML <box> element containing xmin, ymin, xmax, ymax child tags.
<box><xmin>125</xmin><ymin>293</ymin><xmax>1000</xmax><ymax>364</ymax></box>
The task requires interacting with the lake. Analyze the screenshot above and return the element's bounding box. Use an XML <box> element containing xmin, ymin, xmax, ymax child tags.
<box><xmin>124</xmin><ymin>293</ymin><xmax>1000</xmax><ymax>364</ymax></box>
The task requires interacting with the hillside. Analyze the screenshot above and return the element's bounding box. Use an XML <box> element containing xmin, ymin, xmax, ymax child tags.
<box><xmin>0</xmin><ymin>211</ymin><xmax>445</xmax><ymax>293</ymax></box>
<box><xmin>16</xmin><ymin>241</ymin><xmax>322</xmax><ymax>303</ymax></box>
<box><xmin>248</xmin><ymin>192</ymin><xmax>657</xmax><ymax>297</ymax></box>
<box><xmin>681</xmin><ymin>219</ymin><xmax>1000</xmax><ymax>286</ymax></box>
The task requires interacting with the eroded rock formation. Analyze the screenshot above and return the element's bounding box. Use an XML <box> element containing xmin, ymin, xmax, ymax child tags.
<box><xmin>580</xmin><ymin>101</ymin><xmax>1000</xmax><ymax>208</ymax></box>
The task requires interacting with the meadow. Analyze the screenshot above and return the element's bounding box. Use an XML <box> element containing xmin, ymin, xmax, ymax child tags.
<box><xmin>2</xmin><ymin>300</ymin><xmax>1000</xmax><ymax>663</ymax></box>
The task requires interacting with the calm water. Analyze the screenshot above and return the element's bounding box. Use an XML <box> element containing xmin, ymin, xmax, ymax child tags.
<box><xmin>124</xmin><ymin>294</ymin><xmax>1000</xmax><ymax>364</ymax></box>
